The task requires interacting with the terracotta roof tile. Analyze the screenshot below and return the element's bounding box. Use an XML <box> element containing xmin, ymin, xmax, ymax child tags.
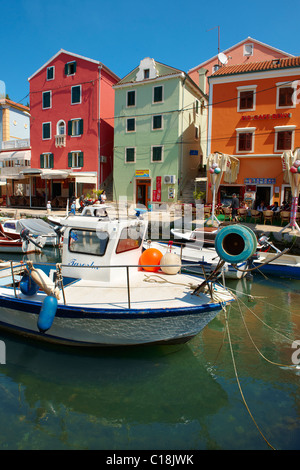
<box><xmin>210</xmin><ymin>56</ymin><xmax>300</xmax><ymax>77</ymax></box>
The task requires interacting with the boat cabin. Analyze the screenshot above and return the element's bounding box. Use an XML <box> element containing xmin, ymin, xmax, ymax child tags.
<box><xmin>61</xmin><ymin>213</ymin><xmax>148</xmax><ymax>282</ymax></box>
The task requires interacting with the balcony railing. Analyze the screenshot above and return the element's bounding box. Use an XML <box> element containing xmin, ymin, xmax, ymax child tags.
<box><xmin>1</xmin><ymin>139</ymin><xmax>30</xmax><ymax>150</ymax></box>
<box><xmin>55</xmin><ymin>134</ymin><xmax>66</xmax><ymax>147</ymax></box>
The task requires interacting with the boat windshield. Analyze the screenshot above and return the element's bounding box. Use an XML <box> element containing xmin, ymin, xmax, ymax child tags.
<box><xmin>68</xmin><ymin>229</ymin><xmax>109</xmax><ymax>256</ymax></box>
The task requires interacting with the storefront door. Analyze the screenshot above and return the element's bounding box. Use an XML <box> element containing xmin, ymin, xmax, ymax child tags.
<box><xmin>136</xmin><ymin>179</ymin><xmax>151</xmax><ymax>209</ymax></box>
<box><xmin>255</xmin><ymin>186</ymin><xmax>272</xmax><ymax>208</ymax></box>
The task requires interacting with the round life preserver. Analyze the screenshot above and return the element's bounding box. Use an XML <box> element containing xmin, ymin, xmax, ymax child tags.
<box><xmin>215</xmin><ymin>225</ymin><xmax>257</xmax><ymax>264</ymax></box>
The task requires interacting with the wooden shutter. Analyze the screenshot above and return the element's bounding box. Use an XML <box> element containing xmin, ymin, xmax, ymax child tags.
<box><xmin>68</xmin><ymin>153</ymin><xmax>72</xmax><ymax>168</ymax></box>
<box><xmin>78</xmin><ymin>152</ymin><xmax>84</xmax><ymax>168</ymax></box>
<box><xmin>50</xmin><ymin>154</ymin><xmax>54</xmax><ymax>168</ymax></box>
<box><xmin>68</xmin><ymin>120</ymin><xmax>72</xmax><ymax>136</ymax></box>
<box><xmin>79</xmin><ymin>119</ymin><xmax>83</xmax><ymax>135</ymax></box>
<box><xmin>40</xmin><ymin>154</ymin><xmax>44</xmax><ymax>169</ymax></box>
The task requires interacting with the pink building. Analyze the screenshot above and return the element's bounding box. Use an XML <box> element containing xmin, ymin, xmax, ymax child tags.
<box><xmin>188</xmin><ymin>37</ymin><xmax>294</xmax><ymax>94</ymax></box>
<box><xmin>27</xmin><ymin>49</ymin><xmax>119</xmax><ymax>207</ymax></box>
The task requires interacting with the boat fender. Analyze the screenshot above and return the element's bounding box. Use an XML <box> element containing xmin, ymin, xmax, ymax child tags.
<box><xmin>215</xmin><ymin>225</ymin><xmax>257</xmax><ymax>264</ymax></box>
<box><xmin>30</xmin><ymin>268</ymin><xmax>60</xmax><ymax>299</ymax></box>
<box><xmin>37</xmin><ymin>295</ymin><xmax>58</xmax><ymax>333</ymax></box>
<box><xmin>19</xmin><ymin>273</ymin><xmax>40</xmax><ymax>296</ymax></box>
<box><xmin>139</xmin><ymin>248</ymin><xmax>163</xmax><ymax>272</ymax></box>
<box><xmin>160</xmin><ymin>252</ymin><xmax>181</xmax><ymax>275</ymax></box>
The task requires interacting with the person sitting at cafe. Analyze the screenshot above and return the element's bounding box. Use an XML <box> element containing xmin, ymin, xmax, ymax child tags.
<box><xmin>280</xmin><ymin>200</ymin><xmax>290</xmax><ymax>211</ymax></box>
<box><xmin>270</xmin><ymin>202</ymin><xmax>280</xmax><ymax>213</ymax></box>
<box><xmin>257</xmin><ymin>201</ymin><xmax>267</xmax><ymax>212</ymax></box>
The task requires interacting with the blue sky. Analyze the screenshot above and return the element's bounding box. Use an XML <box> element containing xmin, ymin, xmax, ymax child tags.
<box><xmin>1</xmin><ymin>0</ymin><xmax>299</xmax><ymax>104</ymax></box>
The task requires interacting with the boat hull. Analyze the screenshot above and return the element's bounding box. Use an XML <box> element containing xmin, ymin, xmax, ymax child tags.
<box><xmin>0</xmin><ymin>295</ymin><xmax>224</xmax><ymax>347</ymax></box>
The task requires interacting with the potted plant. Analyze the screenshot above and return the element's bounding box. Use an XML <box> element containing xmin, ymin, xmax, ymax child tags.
<box><xmin>193</xmin><ymin>190</ymin><xmax>206</xmax><ymax>204</ymax></box>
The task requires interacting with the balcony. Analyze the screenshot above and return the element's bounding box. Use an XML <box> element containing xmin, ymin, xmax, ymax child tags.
<box><xmin>55</xmin><ymin>134</ymin><xmax>66</xmax><ymax>147</ymax></box>
<box><xmin>1</xmin><ymin>139</ymin><xmax>30</xmax><ymax>150</ymax></box>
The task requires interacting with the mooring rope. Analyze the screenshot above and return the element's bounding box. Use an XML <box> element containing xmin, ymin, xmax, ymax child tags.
<box><xmin>223</xmin><ymin>304</ymin><xmax>276</xmax><ymax>450</ymax></box>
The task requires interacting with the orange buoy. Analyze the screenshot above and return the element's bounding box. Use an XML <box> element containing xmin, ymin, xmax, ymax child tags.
<box><xmin>139</xmin><ymin>248</ymin><xmax>163</xmax><ymax>272</ymax></box>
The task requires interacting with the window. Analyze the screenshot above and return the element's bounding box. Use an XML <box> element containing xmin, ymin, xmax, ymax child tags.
<box><xmin>144</xmin><ymin>69</ymin><xmax>150</xmax><ymax>79</ymax></box>
<box><xmin>127</xmin><ymin>90</ymin><xmax>136</xmax><ymax>107</ymax></box>
<box><xmin>68</xmin><ymin>119</ymin><xmax>83</xmax><ymax>136</ymax></box>
<box><xmin>278</xmin><ymin>87</ymin><xmax>294</xmax><ymax>107</ymax></box>
<box><xmin>274</xmin><ymin>125</ymin><xmax>296</xmax><ymax>152</ymax></box>
<box><xmin>151</xmin><ymin>145</ymin><xmax>163</xmax><ymax>162</ymax></box>
<box><xmin>152</xmin><ymin>115</ymin><xmax>163</xmax><ymax>130</ymax></box>
<box><xmin>71</xmin><ymin>85</ymin><xmax>81</xmax><ymax>104</ymax></box>
<box><xmin>237</xmin><ymin>85</ymin><xmax>257</xmax><ymax>111</ymax></box>
<box><xmin>57</xmin><ymin>120</ymin><xmax>66</xmax><ymax>135</ymax></box>
<box><xmin>42</xmin><ymin>91</ymin><xmax>51</xmax><ymax>109</ymax></box>
<box><xmin>195</xmin><ymin>100</ymin><xmax>200</xmax><ymax>114</ymax></box>
<box><xmin>243</xmin><ymin>43</ymin><xmax>253</xmax><ymax>56</ymax></box>
<box><xmin>126</xmin><ymin>118</ymin><xmax>135</xmax><ymax>132</ymax></box>
<box><xmin>236</xmin><ymin>127</ymin><xmax>255</xmax><ymax>153</ymax></box>
<box><xmin>153</xmin><ymin>85</ymin><xmax>163</xmax><ymax>103</ymax></box>
<box><xmin>125</xmin><ymin>147</ymin><xmax>135</xmax><ymax>163</ymax></box>
<box><xmin>47</xmin><ymin>66</ymin><xmax>55</xmax><ymax>81</ymax></box>
<box><xmin>42</xmin><ymin>122</ymin><xmax>51</xmax><ymax>140</ymax></box>
<box><xmin>69</xmin><ymin>229</ymin><xmax>109</xmax><ymax>257</ymax></box>
<box><xmin>116</xmin><ymin>227</ymin><xmax>143</xmax><ymax>254</ymax></box>
<box><xmin>68</xmin><ymin>151</ymin><xmax>84</xmax><ymax>168</ymax></box>
<box><xmin>40</xmin><ymin>153</ymin><xmax>54</xmax><ymax>169</ymax></box>
<box><xmin>65</xmin><ymin>61</ymin><xmax>77</xmax><ymax>76</ymax></box>
<box><xmin>195</xmin><ymin>125</ymin><xmax>199</xmax><ymax>140</ymax></box>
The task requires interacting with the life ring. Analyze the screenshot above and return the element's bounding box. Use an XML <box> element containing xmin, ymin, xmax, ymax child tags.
<box><xmin>215</xmin><ymin>225</ymin><xmax>257</xmax><ymax>263</ymax></box>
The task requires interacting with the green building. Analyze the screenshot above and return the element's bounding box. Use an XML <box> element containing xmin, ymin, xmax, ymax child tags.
<box><xmin>113</xmin><ymin>58</ymin><xmax>207</xmax><ymax>208</ymax></box>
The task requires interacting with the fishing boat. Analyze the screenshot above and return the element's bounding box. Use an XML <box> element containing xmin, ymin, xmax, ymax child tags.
<box><xmin>143</xmin><ymin>239</ymin><xmax>247</xmax><ymax>280</ymax></box>
<box><xmin>0</xmin><ymin>211</ymin><xmax>240</xmax><ymax>347</ymax></box>
<box><xmin>2</xmin><ymin>218</ymin><xmax>61</xmax><ymax>246</ymax></box>
<box><xmin>171</xmin><ymin>226</ymin><xmax>219</xmax><ymax>247</ymax></box>
<box><xmin>251</xmin><ymin>235</ymin><xmax>300</xmax><ymax>279</ymax></box>
<box><xmin>0</xmin><ymin>223</ymin><xmax>44</xmax><ymax>254</ymax></box>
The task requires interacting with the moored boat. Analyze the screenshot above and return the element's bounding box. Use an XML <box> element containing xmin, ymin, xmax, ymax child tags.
<box><xmin>0</xmin><ymin>211</ymin><xmax>239</xmax><ymax>347</ymax></box>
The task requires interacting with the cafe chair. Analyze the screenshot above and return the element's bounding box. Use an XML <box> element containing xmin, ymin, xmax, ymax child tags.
<box><xmin>280</xmin><ymin>211</ymin><xmax>290</xmax><ymax>225</ymax></box>
<box><xmin>263</xmin><ymin>210</ymin><xmax>273</xmax><ymax>225</ymax></box>
<box><xmin>223</xmin><ymin>207</ymin><xmax>232</xmax><ymax>221</ymax></box>
<box><xmin>250</xmin><ymin>210</ymin><xmax>261</xmax><ymax>223</ymax></box>
<box><xmin>237</xmin><ymin>208</ymin><xmax>247</xmax><ymax>222</ymax></box>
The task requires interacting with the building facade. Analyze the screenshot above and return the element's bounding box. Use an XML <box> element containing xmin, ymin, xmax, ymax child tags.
<box><xmin>188</xmin><ymin>37</ymin><xmax>294</xmax><ymax>94</ymax></box>
<box><xmin>0</xmin><ymin>99</ymin><xmax>31</xmax><ymax>205</ymax></box>
<box><xmin>27</xmin><ymin>49</ymin><xmax>119</xmax><ymax>207</ymax></box>
<box><xmin>207</xmin><ymin>56</ymin><xmax>300</xmax><ymax>208</ymax></box>
<box><xmin>113</xmin><ymin>58</ymin><xmax>207</xmax><ymax>207</ymax></box>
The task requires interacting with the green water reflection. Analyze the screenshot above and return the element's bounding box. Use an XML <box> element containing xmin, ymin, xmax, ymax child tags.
<box><xmin>0</xmin><ymin>251</ymin><xmax>299</xmax><ymax>449</ymax></box>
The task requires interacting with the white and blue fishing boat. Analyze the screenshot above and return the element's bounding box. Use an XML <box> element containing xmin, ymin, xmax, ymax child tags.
<box><xmin>0</xmin><ymin>210</ymin><xmax>247</xmax><ymax>347</ymax></box>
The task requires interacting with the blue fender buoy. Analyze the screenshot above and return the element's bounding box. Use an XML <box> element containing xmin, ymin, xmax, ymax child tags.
<box><xmin>215</xmin><ymin>225</ymin><xmax>257</xmax><ymax>264</ymax></box>
<box><xmin>37</xmin><ymin>295</ymin><xmax>58</xmax><ymax>333</ymax></box>
<box><xmin>20</xmin><ymin>274</ymin><xmax>39</xmax><ymax>296</ymax></box>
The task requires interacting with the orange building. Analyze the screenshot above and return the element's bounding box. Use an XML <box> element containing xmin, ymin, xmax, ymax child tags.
<box><xmin>207</xmin><ymin>56</ymin><xmax>300</xmax><ymax>208</ymax></box>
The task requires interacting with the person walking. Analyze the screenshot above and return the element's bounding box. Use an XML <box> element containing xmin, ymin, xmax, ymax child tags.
<box><xmin>230</xmin><ymin>193</ymin><xmax>239</xmax><ymax>222</ymax></box>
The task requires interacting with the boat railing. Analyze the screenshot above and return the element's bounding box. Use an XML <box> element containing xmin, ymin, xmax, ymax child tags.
<box><xmin>8</xmin><ymin>260</ymin><xmax>207</xmax><ymax>308</ymax></box>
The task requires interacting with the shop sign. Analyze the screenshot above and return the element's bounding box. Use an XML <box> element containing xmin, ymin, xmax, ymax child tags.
<box><xmin>244</xmin><ymin>178</ymin><xmax>276</xmax><ymax>184</ymax></box>
<box><xmin>153</xmin><ymin>176</ymin><xmax>161</xmax><ymax>202</ymax></box>
<box><xmin>135</xmin><ymin>169</ymin><xmax>150</xmax><ymax>177</ymax></box>
<box><xmin>242</xmin><ymin>113</ymin><xmax>292</xmax><ymax>121</ymax></box>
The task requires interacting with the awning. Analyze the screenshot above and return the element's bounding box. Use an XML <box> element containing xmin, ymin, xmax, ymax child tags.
<box><xmin>20</xmin><ymin>168</ymin><xmax>70</xmax><ymax>179</ymax></box>
<box><xmin>69</xmin><ymin>172</ymin><xmax>97</xmax><ymax>184</ymax></box>
<box><xmin>0</xmin><ymin>150</ymin><xmax>31</xmax><ymax>161</ymax></box>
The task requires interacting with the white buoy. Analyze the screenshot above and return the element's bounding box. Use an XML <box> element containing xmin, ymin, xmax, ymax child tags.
<box><xmin>160</xmin><ymin>252</ymin><xmax>181</xmax><ymax>275</ymax></box>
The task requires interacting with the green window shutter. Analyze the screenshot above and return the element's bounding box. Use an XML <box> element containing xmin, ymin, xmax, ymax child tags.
<box><xmin>78</xmin><ymin>152</ymin><xmax>84</xmax><ymax>168</ymax></box>
<box><xmin>68</xmin><ymin>120</ymin><xmax>72</xmax><ymax>135</ymax></box>
<box><xmin>68</xmin><ymin>153</ymin><xmax>72</xmax><ymax>168</ymax></box>
<box><xmin>79</xmin><ymin>119</ymin><xmax>83</xmax><ymax>135</ymax></box>
<box><xmin>50</xmin><ymin>154</ymin><xmax>54</xmax><ymax>168</ymax></box>
<box><xmin>65</xmin><ymin>63</ymin><xmax>68</xmax><ymax>75</ymax></box>
<box><xmin>73</xmin><ymin>61</ymin><xmax>77</xmax><ymax>73</ymax></box>
<box><xmin>40</xmin><ymin>154</ymin><xmax>44</xmax><ymax>169</ymax></box>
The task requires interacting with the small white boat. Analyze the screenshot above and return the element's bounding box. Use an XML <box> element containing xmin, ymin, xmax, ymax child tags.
<box><xmin>0</xmin><ymin>211</ymin><xmax>235</xmax><ymax>347</ymax></box>
<box><xmin>171</xmin><ymin>227</ymin><xmax>218</xmax><ymax>247</ymax></box>
<box><xmin>144</xmin><ymin>240</ymin><xmax>247</xmax><ymax>280</ymax></box>
<box><xmin>2</xmin><ymin>218</ymin><xmax>60</xmax><ymax>246</ymax></box>
<box><xmin>0</xmin><ymin>223</ymin><xmax>44</xmax><ymax>254</ymax></box>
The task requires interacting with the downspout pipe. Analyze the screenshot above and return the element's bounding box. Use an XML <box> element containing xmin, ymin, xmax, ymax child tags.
<box><xmin>179</xmin><ymin>73</ymin><xmax>187</xmax><ymax>196</ymax></box>
<box><xmin>98</xmin><ymin>65</ymin><xmax>102</xmax><ymax>189</ymax></box>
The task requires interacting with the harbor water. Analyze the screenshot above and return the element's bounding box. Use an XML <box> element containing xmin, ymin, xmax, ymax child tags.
<box><xmin>0</xmin><ymin>248</ymin><xmax>299</xmax><ymax>450</ymax></box>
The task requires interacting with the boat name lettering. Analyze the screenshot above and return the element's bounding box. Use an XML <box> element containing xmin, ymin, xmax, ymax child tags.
<box><xmin>292</xmin><ymin>340</ymin><xmax>300</xmax><ymax>365</ymax></box>
<box><xmin>68</xmin><ymin>259</ymin><xmax>99</xmax><ymax>269</ymax></box>
<box><xmin>0</xmin><ymin>340</ymin><xmax>6</xmax><ymax>365</ymax></box>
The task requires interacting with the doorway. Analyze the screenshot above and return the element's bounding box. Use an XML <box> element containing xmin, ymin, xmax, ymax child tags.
<box><xmin>136</xmin><ymin>179</ymin><xmax>151</xmax><ymax>209</ymax></box>
<box><xmin>255</xmin><ymin>185</ymin><xmax>272</xmax><ymax>208</ymax></box>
